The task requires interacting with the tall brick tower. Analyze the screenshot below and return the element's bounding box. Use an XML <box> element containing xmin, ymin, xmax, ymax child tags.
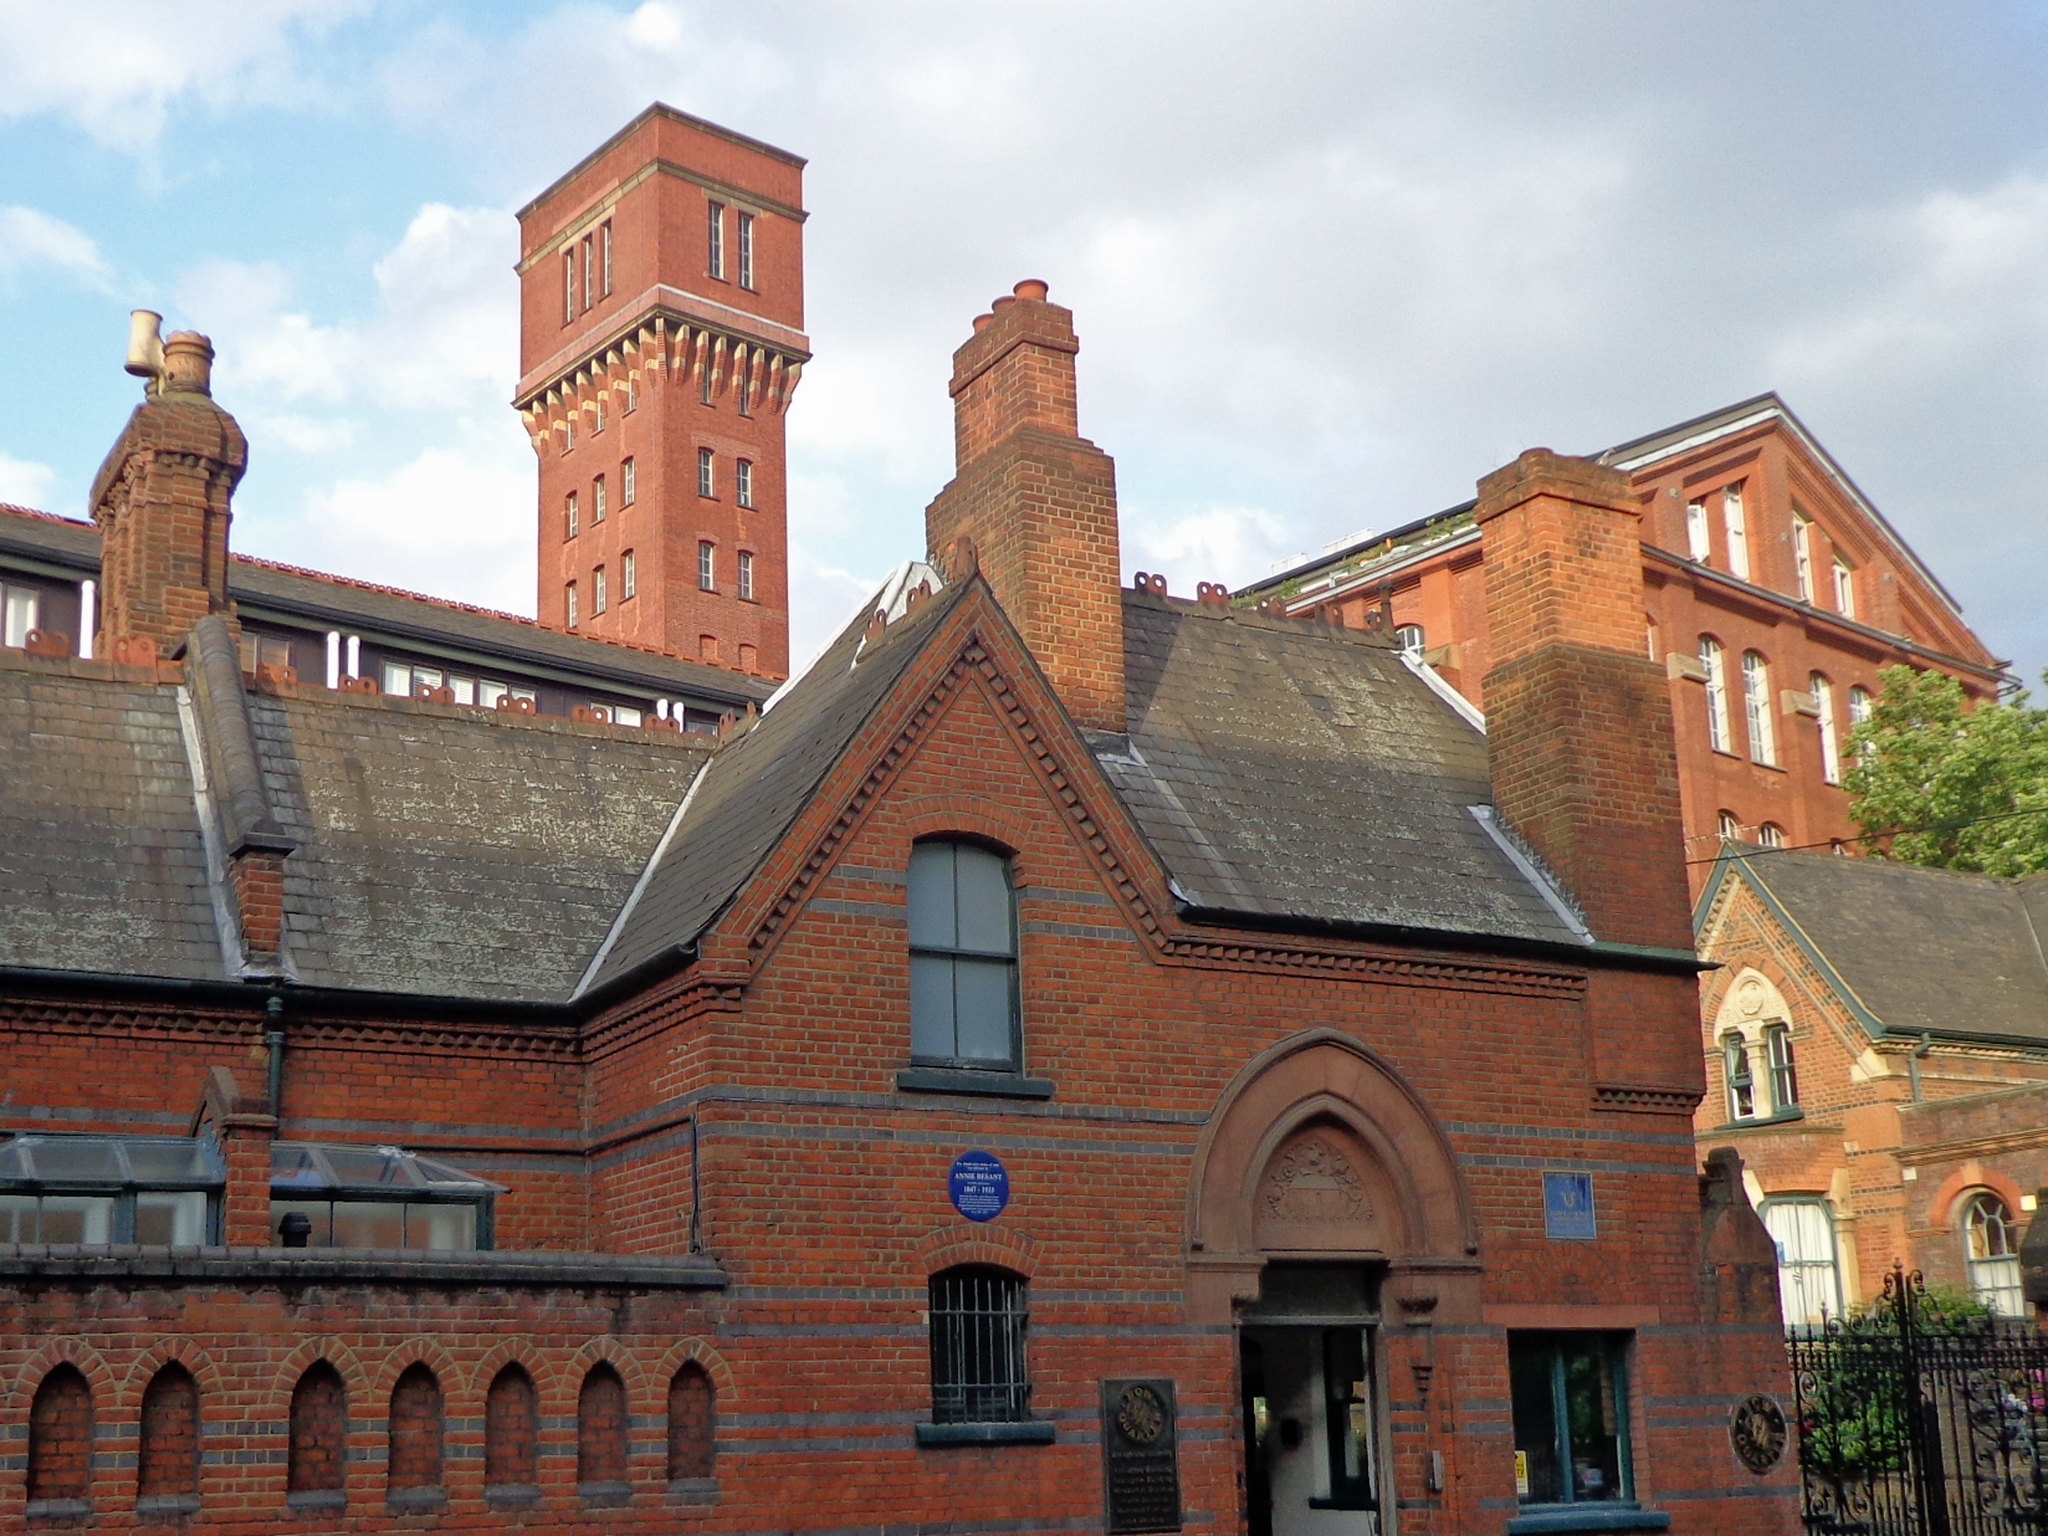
<box><xmin>516</xmin><ymin>105</ymin><xmax>807</xmax><ymax>679</ymax></box>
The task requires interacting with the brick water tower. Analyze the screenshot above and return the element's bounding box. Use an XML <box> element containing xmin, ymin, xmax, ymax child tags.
<box><xmin>516</xmin><ymin>104</ymin><xmax>807</xmax><ymax>679</ymax></box>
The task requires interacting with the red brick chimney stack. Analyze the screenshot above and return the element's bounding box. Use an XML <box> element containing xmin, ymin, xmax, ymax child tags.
<box><xmin>90</xmin><ymin>329</ymin><xmax>248</xmax><ymax>659</ymax></box>
<box><xmin>926</xmin><ymin>280</ymin><xmax>1125</xmax><ymax>734</ymax></box>
<box><xmin>1474</xmin><ymin>449</ymin><xmax>1691</xmax><ymax>949</ymax></box>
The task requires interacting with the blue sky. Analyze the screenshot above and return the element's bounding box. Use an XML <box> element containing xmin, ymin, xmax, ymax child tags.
<box><xmin>3</xmin><ymin>2</ymin><xmax>2046</xmax><ymax>681</ymax></box>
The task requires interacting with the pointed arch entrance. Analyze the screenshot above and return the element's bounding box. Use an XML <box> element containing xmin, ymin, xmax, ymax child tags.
<box><xmin>1187</xmin><ymin>1030</ymin><xmax>1477</xmax><ymax>1536</ymax></box>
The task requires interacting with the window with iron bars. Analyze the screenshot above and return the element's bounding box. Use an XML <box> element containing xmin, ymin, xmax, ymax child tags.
<box><xmin>928</xmin><ymin>1266</ymin><xmax>1031</xmax><ymax>1423</ymax></box>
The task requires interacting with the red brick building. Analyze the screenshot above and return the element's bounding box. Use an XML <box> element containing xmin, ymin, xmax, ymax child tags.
<box><xmin>517</xmin><ymin>105</ymin><xmax>808</xmax><ymax>680</ymax></box>
<box><xmin>1241</xmin><ymin>398</ymin><xmax>2011</xmax><ymax>884</ymax></box>
<box><xmin>0</xmin><ymin>120</ymin><xmax>1799</xmax><ymax>1536</ymax></box>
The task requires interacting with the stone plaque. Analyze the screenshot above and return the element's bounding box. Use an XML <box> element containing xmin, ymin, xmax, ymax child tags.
<box><xmin>1101</xmin><ymin>1378</ymin><xmax>1181</xmax><ymax>1534</ymax></box>
<box><xmin>1729</xmin><ymin>1392</ymin><xmax>1788</xmax><ymax>1474</ymax></box>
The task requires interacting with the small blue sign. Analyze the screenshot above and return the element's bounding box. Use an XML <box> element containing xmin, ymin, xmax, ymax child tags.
<box><xmin>949</xmin><ymin>1150</ymin><xmax>1010</xmax><ymax>1223</ymax></box>
<box><xmin>1543</xmin><ymin>1172</ymin><xmax>1597</xmax><ymax>1241</ymax></box>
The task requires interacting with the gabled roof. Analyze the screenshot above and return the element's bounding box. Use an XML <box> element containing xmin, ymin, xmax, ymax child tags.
<box><xmin>1699</xmin><ymin>847</ymin><xmax>2048</xmax><ymax>1047</ymax></box>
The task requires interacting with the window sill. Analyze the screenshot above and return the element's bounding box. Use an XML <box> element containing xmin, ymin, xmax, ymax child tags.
<box><xmin>667</xmin><ymin>1477</ymin><xmax>718</xmax><ymax>1502</ymax></box>
<box><xmin>897</xmin><ymin>1067</ymin><xmax>1055</xmax><ymax>1100</ymax></box>
<box><xmin>386</xmin><ymin>1486</ymin><xmax>446</xmax><ymax>1511</ymax></box>
<box><xmin>915</xmin><ymin>1420</ymin><xmax>1056</xmax><ymax>1446</ymax></box>
<box><xmin>1714</xmin><ymin>1107</ymin><xmax>1805</xmax><ymax>1131</ymax></box>
<box><xmin>135</xmin><ymin>1494</ymin><xmax>202</xmax><ymax>1519</ymax></box>
<box><xmin>1506</xmin><ymin>1503</ymin><xmax>1669</xmax><ymax>1533</ymax></box>
<box><xmin>579</xmin><ymin>1480</ymin><xmax>633</xmax><ymax>1508</ymax></box>
<box><xmin>24</xmin><ymin>1499</ymin><xmax>92</xmax><ymax>1521</ymax></box>
<box><xmin>285</xmin><ymin>1489</ymin><xmax>347</xmax><ymax>1512</ymax></box>
<box><xmin>484</xmin><ymin>1484</ymin><xmax>539</xmax><ymax>1510</ymax></box>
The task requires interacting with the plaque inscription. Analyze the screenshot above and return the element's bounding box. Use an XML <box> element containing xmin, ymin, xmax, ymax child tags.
<box><xmin>1102</xmin><ymin>1378</ymin><xmax>1181</xmax><ymax>1534</ymax></box>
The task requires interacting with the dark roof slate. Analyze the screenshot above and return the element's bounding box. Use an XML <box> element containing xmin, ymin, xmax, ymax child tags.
<box><xmin>1103</xmin><ymin>593</ymin><xmax>1585</xmax><ymax>945</ymax></box>
<box><xmin>1726</xmin><ymin>850</ymin><xmax>2048</xmax><ymax>1044</ymax></box>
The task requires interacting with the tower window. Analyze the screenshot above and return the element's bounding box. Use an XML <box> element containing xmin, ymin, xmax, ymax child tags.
<box><xmin>625</xmin><ymin>376</ymin><xmax>637</xmax><ymax>412</ymax></box>
<box><xmin>593</xmin><ymin>566</ymin><xmax>607</xmax><ymax>615</ymax></box>
<box><xmin>1812</xmin><ymin>673</ymin><xmax>1841</xmax><ymax>784</ymax></box>
<box><xmin>737</xmin><ymin>212</ymin><xmax>755</xmax><ymax>289</ymax></box>
<box><xmin>1393</xmin><ymin>623</ymin><xmax>1425</xmax><ymax>658</ymax></box>
<box><xmin>565</xmin><ymin>491</ymin><xmax>578</xmax><ymax>540</ymax></box>
<box><xmin>707</xmin><ymin>200</ymin><xmax>726</xmax><ymax>280</ymax></box>
<box><xmin>1685</xmin><ymin>499</ymin><xmax>1710</xmax><ymax>562</ymax></box>
<box><xmin>593</xmin><ymin>475</ymin><xmax>606</xmax><ymax>523</ymax></box>
<box><xmin>1757</xmin><ymin>822</ymin><xmax>1786</xmax><ymax>849</ymax></box>
<box><xmin>1792</xmin><ymin>515</ymin><xmax>1814</xmax><ymax>601</ymax></box>
<box><xmin>1722</xmin><ymin>485</ymin><xmax>1750</xmax><ymax>581</ymax></box>
<box><xmin>1832</xmin><ymin>558</ymin><xmax>1856</xmax><ymax>618</ymax></box>
<box><xmin>736</xmin><ymin>458</ymin><xmax>754</xmax><ymax>508</ymax></box>
<box><xmin>737</xmin><ymin>551</ymin><xmax>754</xmax><ymax>602</ymax></box>
<box><xmin>621</xmin><ymin>456</ymin><xmax>635</xmax><ymax>506</ymax></box>
<box><xmin>698</xmin><ymin>541</ymin><xmax>716</xmax><ymax>592</ymax></box>
<box><xmin>562</xmin><ymin>251</ymin><xmax>575</xmax><ymax>325</ymax></box>
<box><xmin>581</xmin><ymin>234</ymin><xmax>593</xmax><ymax>312</ymax></box>
<box><xmin>566</xmin><ymin>583</ymin><xmax>579</xmax><ymax>630</ymax></box>
<box><xmin>698</xmin><ymin>447</ymin><xmax>715</xmax><ymax>498</ymax></box>
<box><xmin>621</xmin><ymin>550</ymin><xmax>636</xmax><ymax>600</ymax></box>
<box><xmin>735</xmin><ymin>357</ymin><xmax>752</xmax><ymax>416</ymax></box>
<box><xmin>1699</xmin><ymin>637</ymin><xmax>1731</xmax><ymax>754</ymax></box>
<box><xmin>593</xmin><ymin>394</ymin><xmax>605</xmax><ymax>433</ymax></box>
<box><xmin>563</xmin><ymin>415</ymin><xmax>574</xmax><ymax>453</ymax></box>
<box><xmin>1742</xmin><ymin>651</ymin><xmax>1776</xmax><ymax>766</ymax></box>
<box><xmin>600</xmin><ymin>220</ymin><xmax>612</xmax><ymax>297</ymax></box>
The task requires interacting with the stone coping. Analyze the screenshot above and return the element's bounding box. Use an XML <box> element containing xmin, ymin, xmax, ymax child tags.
<box><xmin>0</xmin><ymin>1242</ymin><xmax>727</xmax><ymax>1289</ymax></box>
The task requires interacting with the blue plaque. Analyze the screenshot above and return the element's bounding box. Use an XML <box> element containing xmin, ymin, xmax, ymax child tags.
<box><xmin>948</xmin><ymin>1150</ymin><xmax>1010</xmax><ymax>1223</ymax></box>
<box><xmin>1543</xmin><ymin>1172</ymin><xmax>1596</xmax><ymax>1241</ymax></box>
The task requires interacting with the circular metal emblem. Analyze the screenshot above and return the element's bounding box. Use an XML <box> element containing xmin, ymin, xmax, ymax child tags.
<box><xmin>1116</xmin><ymin>1384</ymin><xmax>1167</xmax><ymax>1446</ymax></box>
<box><xmin>1729</xmin><ymin>1392</ymin><xmax>1787</xmax><ymax>1474</ymax></box>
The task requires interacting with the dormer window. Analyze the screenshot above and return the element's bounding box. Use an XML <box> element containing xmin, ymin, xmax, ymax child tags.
<box><xmin>1394</xmin><ymin>624</ymin><xmax>1425</xmax><ymax>658</ymax></box>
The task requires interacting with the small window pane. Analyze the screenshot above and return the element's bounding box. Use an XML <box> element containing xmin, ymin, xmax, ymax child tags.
<box><xmin>30</xmin><ymin>1140</ymin><xmax>123</xmax><ymax>1181</ymax></box>
<box><xmin>135</xmin><ymin>1190</ymin><xmax>208</xmax><ymax>1245</ymax></box>
<box><xmin>909</xmin><ymin>954</ymin><xmax>956</xmax><ymax>1060</ymax></box>
<box><xmin>952</xmin><ymin>959</ymin><xmax>1015</xmax><ymax>1063</ymax></box>
<box><xmin>324</xmin><ymin>1147</ymin><xmax>398</xmax><ymax>1186</ymax></box>
<box><xmin>907</xmin><ymin>843</ymin><xmax>958</xmax><ymax>950</ymax></box>
<box><xmin>406</xmin><ymin>1203</ymin><xmax>476</xmax><ymax>1252</ymax></box>
<box><xmin>331</xmin><ymin>1201</ymin><xmax>407</xmax><ymax>1249</ymax></box>
<box><xmin>124</xmin><ymin>1140</ymin><xmax>214</xmax><ymax>1182</ymax></box>
<box><xmin>383</xmin><ymin>662</ymin><xmax>412</xmax><ymax>697</ymax></box>
<box><xmin>953</xmin><ymin>845</ymin><xmax>1013</xmax><ymax>955</ymax></box>
<box><xmin>39</xmin><ymin>1196</ymin><xmax>114</xmax><ymax>1244</ymax></box>
<box><xmin>0</xmin><ymin>1194</ymin><xmax>35</xmax><ymax>1242</ymax></box>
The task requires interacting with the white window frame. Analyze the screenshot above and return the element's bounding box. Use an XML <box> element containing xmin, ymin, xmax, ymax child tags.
<box><xmin>2</xmin><ymin>582</ymin><xmax>40</xmax><ymax>649</ymax></box>
<box><xmin>1394</xmin><ymin>624</ymin><xmax>1425</xmax><ymax>658</ymax></box>
<box><xmin>707</xmin><ymin>200</ymin><xmax>726</xmax><ymax>280</ymax></box>
<box><xmin>621</xmin><ymin>549</ymin><xmax>636</xmax><ymax>601</ymax></box>
<box><xmin>698</xmin><ymin>448</ymin><xmax>715</xmax><ymax>499</ymax></box>
<box><xmin>1963</xmin><ymin>1191</ymin><xmax>2025</xmax><ymax>1317</ymax></box>
<box><xmin>1761</xmin><ymin>1196</ymin><xmax>1843</xmax><ymax>1327</ymax></box>
<box><xmin>1848</xmin><ymin>685</ymin><xmax>1873</xmax><ymax>728</ymax></box>
<box><xmin>565</xmin><ymin>491</ymin><xmax>578</xmax><ymax>540</ymax></box>
<box><xmin>593</xmin><ymin>565</ymin><xmax>607</xmax><ymax>615</ymax></box>
<box><xmin>1700</xmin><ymin>637</ymin><xmax>1732</xmax><ymax>753</ymax></box>
<box><xmin>1757</xmin><ymin>822</ymin><xmax>1786</xmax><ymax>849</ymax></box>
<box><xmin>1764</xmin><ymin>1023</ymin><xmax>1798</xmax><ymax>1112</ymax></box>
<box><xmin>1792</xmin><ymin>516</ymin><xmax>1814</xmax><ymax>601</ymax></box>
<box><xmin>1813</xmin><ymin>674</ymin><xmax>1841</xmax><ymax>784</ymax></box>
<box><xmin>565</xmin><ymin>582</ymin><xmax>579</xmax><ymax>630</ymax></box>
<box><xmin>593</xmin><ymin>474</ymin><xmax>607</xmax><ymax>523</ymax></box>
<box><xmin>698</xmin><ymin>541</ymin><xmax>716</xmax><ymax>592</ymax></box>
<box><xmin>563</xmin><ymin>251</ymin><xmax>575</xmax><ymax>324</ymax></box>
<box><xmin>621</xmin><ymin>457</ymin><xmax>635</xmax><ymax>506</ymax></box>
<box><xmin>737</xmin><ymin>551</ymin><xmax>754</xmax><ymax>602</ymax></box>
<box><xmin>1742</xmin><ymin>651</ymin><xmax>1776</xmax><ymax>766</ymax></box>
<box><xmin>737</xmin><ymin>211</ymin><xmax>755</xmax><ymax>290</ymax></box>
<box><xmin>600</xmin><ymin>220</ymin><xmax>612</xmax><ymax>297</ymax></box>
<box><xmin>736</xmin><ymin>458</ymin><xmax>754</xmax><ymax>508</ymax></box>
<box><xmin>1833</xmin><ymin>559</ymin><xmax>1856</xmax><ymax>618</ymax></box>
<box><xmin>1722</xmin><ymin>1032</ymin><xmax>1758</xmax><ymax>1120</ymax></box>
<box><xmin>581</xmin><ymin>234</ymin><xmax>593</xmax><ymax>312</ymax></box>
<box><xmin>1722</xmin><ymin>485</ymin><xmax>1750</xmax><ymax>582</ymax></box>
<box><xmin>1685</xmin><ymin>500</ymin><xmax>1711</xmax><ymax>562</ymax></box>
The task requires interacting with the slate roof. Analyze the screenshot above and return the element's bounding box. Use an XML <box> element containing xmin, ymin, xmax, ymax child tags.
<box><xmin>1712</xmin><ymin>848</ymin><xmax>2048</xmax><ymax>1045</ymax></box>
<box><xmin>1103</xmin><ymin>592</ymin><xmax>1585</xmax><ymax>945</ymax></box>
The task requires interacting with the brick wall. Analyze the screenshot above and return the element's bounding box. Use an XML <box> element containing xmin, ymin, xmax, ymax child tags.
<box><xmin>136</xmin><ymin>1363</ymin><xmax>199</xmax><ymax>1501</ymax></box>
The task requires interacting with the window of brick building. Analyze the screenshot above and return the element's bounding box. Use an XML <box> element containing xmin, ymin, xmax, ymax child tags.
<box><xmin>593</xmin><ymin>394</ymin><xmax>605</xmax><ymax>434</ymax></box>
<box><xmin>1833</xmin><ymin>558</ymin><xmax>1857</xmax><ymax>618</ymax></box>
<box><xmin>737</xmin><ymin>550</ymin><xmax>754</xmax><ymax>602</ymax></box>
<box><xmin>1685</xmin><ymin>499</ymin><xmax>1710</xmax><ymax>562</ymax></box>
<box><xmin>387</xmin><ymin>1365</ymin><xmax>445</xmax><ymax>1506</ymax></box>
<box><xmin>565</xmin><ymin>490</ymin><xmax>578</xmax><ymax>540</ymax></box>
<box><xmin>621</xmin><ymin>456</ymin><xmax>635</xmax><ymax>505</ymax></box>
<box><xmin>735</xmin><ymin>357</ymin><xmax>752</xmax><ymax>416</ymax></box>
<box><xmin>928</xmin><ymin>1266</ymin><xmax>1032</xmax><ymax>1425</ymax></box>
<box><xmin>908</xmin><ymin>840</ymin><xmax>1020</xmax><ymax>1071</ymax></box>
<box><xmin>1722</xmin><ymin>1033</ymin><xmax>1757</xmax><ymax>1120</ymax></box>
<box><xmin>1964</xmin><ymin>1192</ymin><xmax>2024</xmax><ymax>1317</ymax></box>
<box><xmin>1741</xmin><ymin>651</ymin><xmax>1776</xmax><ymax>766</ymax></box>
<box><xmin>577</xmin><ymin>1364</ymin><xmax>629</xmax><ymax>1501</ymax></box>
<box><xmin>1761</xmin><ymin>1197</ymin><xmax>1841</xmax><ymax>1326</ymax></box>
<box><xmin>1394</xmin><ymin>623</ymin><xmax>1425</xmax><ymax>658</ymax></box>
<box><xmin>594</xmin><ymin>566</ymin><xmax>608</xmax><ymax>616</ymax></box>
<box><xmin>1792</xmin><ymin>515</ymin><xmax>1815</xmax><ymax>601</ymax></box>
<box><xmin>1718</xmin><ymin>809</ymin><xmax>1741</xmax><ymax>841</ymax></box>
<box><xmin>1848</xmin><ymin>684</ymin><xmax>1873</xmax><ymax>730</ymax></box>
<box><xmin>1699</xmin><ymin>637</ymin><xmax>1732</xmax><ymax>754</ymax></box>
<box><xmin>3</xmin><ymin>581</ymin><xmax>40</xmax><ymax>648</ymax></box>
<box><xmin>667</xmin><ymin>1364</ymin><xmax>716</xmax><ymax>1483</ymax></box>
<box><xmin>0</xmin><ymin>1132</ymin><xmax>220</xmax><ymax>1244</ymax></box>
<box><xmin>1722</xmin><ymin>485</ymin><xmax>1750</xmax><ymax>581</ymax></box>
<box><xmin>600</xmin><ymin>220</ymin><xmax>613</xmax><ymax>298</ymax></box>
<box><xmin>700</xmin><ymin>357</ymin><xmax>714</xmax><ymax>405</ymax></box>
<box><xmin>698</xmin><ymin>447</ymin><xmax>716</xmax><ymax>498</ymax></box>
<box><xmin>1757</xmin><ymin>822</ymin><xmax>1786</xmax><ymax>848</ymax></box>
<box><xmin>137</xmin><ymin>1363</ymin><xmax>200</xmax><ymax>1510</ymax></box>
<box><xmin>563</xmin><ymin>251</ymin><xmax>575</xmax><ymax>325</ymax></box>
<box><xmin>485</xmin><ymin>1366</ymin><xmax>539</xmax><ymax>1498</ymax></box>
<box><xmin>738</xmin><ymin>643</ymin><xmax>757</xmax><ymax>672</ymax></box>
<box><xmin>736</xmin><ymin>458</ymin><xmax>754</xmax><ymax>508</ymax></box>
<box><xmin>706</xmin><ymin>199</ymin><xmax>726</xmax><ymax>280</ymax></box>
<box><xmin>594</xmin><ymin>474</ymin><xmax>607</xmax><ymax>522</ymax></box>
<box><xmin>268</xmin><ymin>1142</ymin><xmax>500</xmax><ymax>1251</ymax></box>
<box><xmin>698</xmin><ymin>540</ymin><xmax>716</xmax><ymax>591</ymax></box>
<box><xmin>1764</xmin><ymin>1023</ymin><xmax>1798</xmax><ymax>1110</ymax></box>
<box><xmin>27</xmin><ymin>1364</ymin><xmax>93</xmax><ymax>1511</ymax></box>
<box><xmin>288</xmin><ymin>1362</ymin><xmax>347</xmax><ymax>1506</ymax></box>
<box><xmin>622</xmin><ymin>550</ymin><xmax>636</xmax><ymax>601</ymax></box>
<box><xmin>1508</xmin><ymin>1334</ymin><xmax>1634</xmax><ymax>1512</ymax></box>
<box><xmin>563</xmin><ymin>414</ymin><xmax>575</xmax><ymax>453</ymax></box>
<box><xmin>626</xmin><ymin>375</ymin><xmax>638</xmax><ymax>412</ymax></box>
<box><xmin>1812</xmin><ymin>673</ymin><xmax>1841</xmax><ymax>784</ymax></box>
<box><xmin>567</xmin><ymin>582</ymin><xmax>579</xmax><ymax>630</ymax></box>
<box><xmin>581</xmin><ymin>233</ymin><xmax>593</xmax><ymax>312</ymax></box>
<box><xmin>737</xmin><ymin>211</ymin><xmax>755</xmax><ymax>290</ymax></box>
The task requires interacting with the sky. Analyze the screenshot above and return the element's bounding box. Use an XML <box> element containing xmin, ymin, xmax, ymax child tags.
<box><xmin>2</xmin><ymin>2</ymin><xmax>2046</xmax><ymax>683</ymax></box>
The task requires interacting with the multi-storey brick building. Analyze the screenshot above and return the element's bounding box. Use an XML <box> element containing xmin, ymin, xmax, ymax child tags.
<box><xmin>1694</xmin><ymin>844</ymin><xmax>2048</xmax><ymax>1326</ymax></box>
<box><xmin>517</xmin><ymin>104</ymin><xmax>808</xmax><ymax>679</ymax></box>
<box><xmin>1240</xmin><ymin>397</ymin><xmax>2011</xmax><ymax>884</ymax></box>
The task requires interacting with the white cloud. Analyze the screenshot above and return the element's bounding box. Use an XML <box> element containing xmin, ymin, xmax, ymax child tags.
<box><xmin>0</xmin><ymin>0</ymin><xmax>366</xmax><ymax>152</ymax></box>
<box><xmin>0</xmin><ymin>452</ymin><xmax>57</xmax><ymax>511</ymax></box>
<box><xmin>0</xmin><ymin>206</ymin><xmax>110</xmax><ymax>286</ymax></box>
<box><xmin>1122</xmin><ymin>503</ymin><xmax>1295</xmax><ymax>594</ymax></box>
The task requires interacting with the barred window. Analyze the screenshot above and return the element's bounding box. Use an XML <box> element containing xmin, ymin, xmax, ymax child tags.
<box><xmin>929</xmin><ymin>1266</ymin><xmax>1030</xmax><ymax>1424</ymax></box>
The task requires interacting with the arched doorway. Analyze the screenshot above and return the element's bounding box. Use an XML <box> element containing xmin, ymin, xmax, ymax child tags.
<box><xmin>1187</xmin><ymin>1031</ymin><xmax>1476</xmax><ymax>1536</ymax></box>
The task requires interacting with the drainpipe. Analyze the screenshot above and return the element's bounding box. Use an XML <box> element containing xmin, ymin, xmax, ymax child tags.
<box><xmin>1908</xmin><ymin>1033</ymin><xmax>1933</xmax><ymax>1103</ymax></box>
<box><xmin>688</xmin><ymin>1112</ymin><xmax>702</xmax><ymax>1254</ymax></box>
<box><xmin>265</xmin><ymin>993</ymin><xmax>286</xmax><ymax>1120</ymax></box>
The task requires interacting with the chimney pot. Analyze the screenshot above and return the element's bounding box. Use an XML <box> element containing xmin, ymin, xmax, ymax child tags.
<box><xmin>1013</xmin><ymin>279</ymin><xmax>1049</xmax><ymax>301</ymax></box>
<box><xmin>971</xmin><ymin>313</ymin><xmax>994</xmax><ymax>334</ymax></box>
<box><xmin>991</xmin><ymin>294</ymin><xmax>1017</xmax><ymax>313</ymax></box>
<box><xmin>161</xmin><ymin>331</ymin><xmax>215</xmax><ymax>396</ymax></box>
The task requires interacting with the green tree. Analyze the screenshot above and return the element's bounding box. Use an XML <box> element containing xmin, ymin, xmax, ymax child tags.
<box><xmin>1844</xmin><ymin>665</ymin><xmax>2048</xmax><ymax>875</ymax></box>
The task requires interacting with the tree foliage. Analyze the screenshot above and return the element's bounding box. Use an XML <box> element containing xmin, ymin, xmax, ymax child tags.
<box><xmin>1843</xmin><ymin>665</ymin><xmax>2048</xmax><ymax>875</ymax></box>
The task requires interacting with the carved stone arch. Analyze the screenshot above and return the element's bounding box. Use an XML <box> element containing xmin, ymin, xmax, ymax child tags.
<box><xmin>1714</xmin><ymin>967</ymin><xmax>1793</xmax><ymax>1034</ymax></box>
<box><xmin>1187</xmin><ymin>1029</ymin><xmax>1475</xmax><ymax>1324</ymax></box>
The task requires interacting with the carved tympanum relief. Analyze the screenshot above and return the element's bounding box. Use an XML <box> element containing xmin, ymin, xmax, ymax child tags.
<box><xmin>1252</xmin><ymin>1123</ymin><xmax>1395</xmax><ymax>1252</ymax></box>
